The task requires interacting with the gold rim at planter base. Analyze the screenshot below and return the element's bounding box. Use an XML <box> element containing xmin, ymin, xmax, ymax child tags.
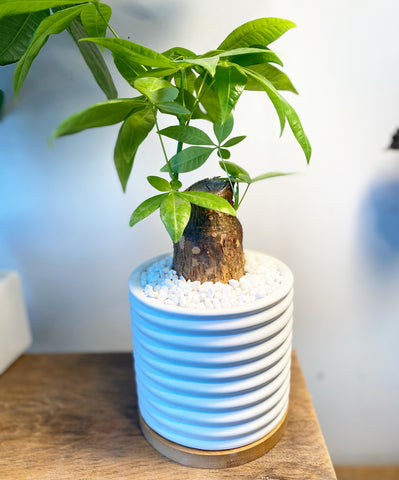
<box><xmin>138</xmin><ymin>408</ymin><xmax>288</xmax><ymax>469</ymax></box>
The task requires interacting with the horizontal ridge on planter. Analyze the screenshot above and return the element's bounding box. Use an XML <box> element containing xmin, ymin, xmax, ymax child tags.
<box><xmin>129</xmin><ymin>252</ymin><xmax>294</xmax><ymax>451</ymax></box>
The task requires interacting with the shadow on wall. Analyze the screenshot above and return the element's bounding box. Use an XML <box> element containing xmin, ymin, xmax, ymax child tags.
<box><xmin>359</xmin><ymin>130</ymin><xmax>399</xmax><ymax>271</ymax></box>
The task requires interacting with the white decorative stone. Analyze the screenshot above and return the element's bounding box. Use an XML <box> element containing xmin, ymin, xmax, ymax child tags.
<box><xmin>0</xmin><ymin>271</ymin><xmax>32</xmax><ymax>375</ymax></box>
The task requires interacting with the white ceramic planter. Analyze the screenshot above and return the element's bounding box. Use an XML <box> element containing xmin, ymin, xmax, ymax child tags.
<box><xmin>128</xmin><ymin>251</ymin><xmax>293</xmax><ymax>464</ymax></box>
<box><xmin>0</xmin><ymin>271</ymin><xmax>32</xmax><ymax>374</ymax></box>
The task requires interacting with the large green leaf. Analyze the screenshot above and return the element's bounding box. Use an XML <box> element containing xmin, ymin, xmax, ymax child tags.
<box><xmin>194</xmin><ymin>74</ymin><xmax>221</xmax><ymax>122</ymax></box>
<box><xmin>156</xmin><ymin>102</ymin><xmax>191</xmax><ymax>116</ymax></box>
<box><xmin>243</xmin><ymin>67</ymin><xmax>286</xmax><ymax>134</ymax></box>
<box><xmin>179</xmin><ymin>191</ymin><xmax>237</xmax><ymax>216</ymax></box>
<box><xmin>174</xmin><ymin>55</ymin><xmax>220</xmax><ymax>77</ymax></box>
<box><xmin>243</xmin><ymin>68</ymin><xmax>311</xmax><ymax>162</ymax></box>
<box><xmin>80</xmin><ymin>3</ymin><xmax>111</xmax><ymax>38</ymax></box>
<box><xmin>284</xmin><ymin>103</ymin><xmax>312</xmax><ymax>163</ymax></box>
<box><xmin>52</xmin><ymin>98</ymin><xmax>145</xmax><ymax>139</ymax></box>
<box><xmin>0</xmin><ymin>10</ymin><xmax>49</xmax><ymax>65</ymax></box>
<box><xmin>160</xmin><ymin>192</ymin><xmax>191</xmax><ymax>243</ymax></box>
<box><xmin>218</xmin><ymin>18</ymin><xmax>296</xmax><ymax>50</ymax></box>
<box><xmin>219</xmin><ymin>47</ymin><xmax>283</xmax><ymax>67</ymax></box>
<box><xmin>114</xmin><ymin>106</ymin><xmax>155</xmax><ymax>191</ymax></box>
<box><xmin>129</xmin><ymin>193</ymin><xmax>168</xmax><ymax>227</ymax></box>
<box><xmin>245</xmin><ymin>64</ymin><xmax>297</xmax><ymax>93</ymax></box>
<box><xmin>13</xmin><ymin>5</ymin><xmax>84</xmax><ymax>95</ymax></box>
<box><xmin>214</xmin><ymin>65</ymin><xmax>247</xmax><ymax>124</ymax></box>
<box><xmin>113</xmin><ymin>54</ymin><xmax>148</xmax><ymax>85</ymax></box>
<box><xmin>134</xmin><ymin>77</ymin><xmax>178</xmax><ymax>104</ymax></box>
<box><xmin>68</xmin><ymin>18</ymin><xmax>117</xmax><ymax>99</ymax></box>
<box><xmin>161</xmin><ymin>146</ymin><xmax>215</xmax><ymax>174</ymax></box>
<box><xmin>158</xmin><ymin>125</ymin><xmax>214</xmax><ymax>145</ymax></box>
<box><xmin>82</xmin><ymin>37</ymin><xmax>173</xmax><ymax>68</ymax></box>
<box><xmin>0</xmin><ymin>0</ymin><xmax>85</xmax><ymax>18</ymax></box>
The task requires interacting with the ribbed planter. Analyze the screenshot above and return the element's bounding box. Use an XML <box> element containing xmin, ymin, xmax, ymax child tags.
<box><xmin>128</xmin><ymin>252</ymin><xmax>294</xmax><ymax>468</ymax></box>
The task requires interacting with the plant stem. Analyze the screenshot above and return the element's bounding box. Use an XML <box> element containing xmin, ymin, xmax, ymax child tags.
<box><xmin>237</xmin><ymin>183</ymin><xmax>250</xmax><ymax>209</ymax></box>
<box><xmin>176</xmin><ymin>70</ymin><xmax>186</xmax><ymax>155</ymax></box>
<box><xmin>153</xmin><ymin>108</ymin><xmax>176</xmax><ymax>179</ymax></box>
<box><xmin>93</xmin><ymin>1</ymin><xmax>119</xmax><ymax>38</ymax></box>
<box><xmin>217</xmin><ymin>146</ymin><xmax>238</xmax><ymax>209</ymax></box>
<box><xmin>187</xmin><ymin>72</ymin><xmax>213</xmax><ymax>124</ymax></box>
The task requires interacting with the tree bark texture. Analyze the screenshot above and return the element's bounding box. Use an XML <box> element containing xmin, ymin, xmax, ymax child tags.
<box><xmin>172</xmin><ymin>177</ymin><xmax>245</xmax><ymax>283</ymax></box>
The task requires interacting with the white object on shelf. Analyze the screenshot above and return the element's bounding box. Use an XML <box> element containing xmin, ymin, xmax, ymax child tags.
<box><xmin>0</xmin><ymin>271</ymin><xmax>32</xmax><ymax>374</ymax></box>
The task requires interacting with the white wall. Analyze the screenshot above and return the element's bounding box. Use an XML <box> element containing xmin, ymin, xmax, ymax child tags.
<box><xmin>1</xmin><ymin>0</ymin><xmax>398</xmax><ymax>465</ymax></box>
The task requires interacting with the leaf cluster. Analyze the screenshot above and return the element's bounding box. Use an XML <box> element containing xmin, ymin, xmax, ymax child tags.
<box><xmin>0</xmin><ymin>5</ymin><xmax>311</xmax><ymax>243</ymax></box>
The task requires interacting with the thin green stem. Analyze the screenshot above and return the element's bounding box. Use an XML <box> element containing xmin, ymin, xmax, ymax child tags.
<box><xmin>176</xmin><ymin>70</ymin><xmax>186</xmax><ymax>155</ymax></box>
<box><xmin>153</xmin><ymin>108</ymin><xmax>176</xmax><ymax>179</ymax></box>
<box><xmin>186</xmin><ymin>71</ymin><xmax>213</xmax><ymax>124</ymax></box>
<box><xmin>217</xmin><ymin>146</ymin><xmax>238</xmax><ymax>209</ymax></box>
<box><xmin>237</xmin><ymin>183</ymin><xmax>250</xmax><ymax>209</ymax></box>
<box><xmin>92</xmin><ymin>1</ymin><xmax>119</xmax><ymax>38</ymax></box>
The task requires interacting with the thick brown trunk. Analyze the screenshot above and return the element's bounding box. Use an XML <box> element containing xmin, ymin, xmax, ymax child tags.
<box><xmin>172</xmin><ymin>177</ymin><xmax>245</xmax><ymax>283</ymax></box>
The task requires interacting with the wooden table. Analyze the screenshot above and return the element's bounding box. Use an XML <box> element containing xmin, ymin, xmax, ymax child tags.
<box><xmin>0</xmin><ymin>352</ymin><xmax>337</xmax><ymax>479</ymax></box>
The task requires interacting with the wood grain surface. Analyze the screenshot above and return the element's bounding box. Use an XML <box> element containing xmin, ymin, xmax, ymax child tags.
<box><xmin>335</xmin><ymin>466</ymin><xmax>399</xmax><ymax>480</ymax></box>
<box><xmin>0</xmin><ymin>352</ymin><xmax>337</xmax><ymax>479</ymax></box>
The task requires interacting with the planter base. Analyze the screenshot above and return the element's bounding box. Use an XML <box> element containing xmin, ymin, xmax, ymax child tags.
<box><xmin>138</xmin><ymin>408</ymin><xmax>288</xmax><ymax>469</ymax></box>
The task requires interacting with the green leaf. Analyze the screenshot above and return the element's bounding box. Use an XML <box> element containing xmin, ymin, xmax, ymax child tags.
<box><xmin>194</xmin><ymin>73</ymin><xmax>221</xmax><ymax>122</ymax></box>
<box><xmin>67</xmin><ymin>18</ymin><xmax>117</xmax><ymax>100</ymax></box>
<box><xmin>213</xmin><ymin>114</ymin><xmax>234</xmax><ymax>144</ymax></box>
<box><xmin>160</xmin><ymin>192</ymin><xmax>191</xmax><ymax>243</ymax></box>
<box><xmin>174</xmin><ymin>55</ymin><xmax>220</xmax><ymax>76</ymax></box>
<box><xmin>130</xmin><ymin>193</ymin><xmax>168</xmax><ymax>227</ymax></box>
<box><xmin>147</xmin><ymin>176</ymin><xmax>171</xmax><ymax>192</ymax></box>
<box><xmin>179</xmin><ymin>191</ymin><xmax>237</xmax><ymax>216</ymax></box>
<box><xmin>284</xmin><ymin>103</ymin><xmax>312</xmax><ymax>163</ymax></box>
<box><xmin>214</xmin><ymin>65</ymin><xmax>247</xmax><ymax>124</ymax></box>
<box><xmin>242</xmin><ymin>67</ymin><xmax>310</xmax><ymax>162</ymax></box>
<box><xmin>175</xmin><ymin>88</ymin><xmax>210</xmax><ymax>120</ymax></box>
<box><xmin>158</xmin><ymin>125</ymin><xmax>214</xmax><ymax>146</ymax></box>
<box><xmin>156</xmin><ymin>102</ymin><xmax>191</xmax><ymax>116</ymax></box>
<box><xmin>218</xmin><ymin>160</ymin><xmax>251</xmax><ymax>183</ymax></box>
<box><xmin>82</xmin><ymin>37</ymin><xmax>173</xmax><ymax>68</ymax></box>
<box><xmin>0</xmin><ymin>10</ymin><xmax>49</xmax><ymax>65</ymax></box>
<box><xmin>162</xmin><ymin>46</ymin><xmax>196</xmax><ymax>60</ymax></box>
<box><xmin>114</xmin><ymin>106</ymin><xmax>155</xmax><ymax>191</ymax></box>
<box><xmin>251</xmin><ymin>171</ymin><xmax>293</xmax><ymax>183</ymax></box>
<box><xmin>52</xmin><ymin>98</ymin><xmax>145</xmax><ymax>139</ymax></box>
<box><xmin>217</xmin><ymin>148</ymin><xmax>231</xmax><ymax>159</ymax></box>
<box><xmin>245</xmin><ymin>64</ymin><xmax>297</xmax><ymax>93</ymax></box>
<box><xmin>222</xmin><ymin>135</ymin><xmax>246</xmax><ymax>147</ymax></box>
<box><xmin>0</xmin><ymin>0</ymin><xmax>85</xmax><ymax>18</ymax></box>
<box><xmin>218</xmin><ymin>17</ymin><xmax>296</xmax><ymax>50</ymax></box>
<box><xmin>80</xmin><ymin>3</ymin><xmax>111</xmax><ymax>39</ymax></box>
<box><xmin>113</xmin><ymin>54</ymin><xmax>148</xmax><ymax>85</ymax></box>
<box><xmin>170</xmin><ymin>178</ymin><xmax>182</xmax><ymax>190</ymax></box>
<box><xmin>134</xmin><ymin>77</ymin><xmax>178</xmax><ymax>104</ymax></box>
<box><xmin>161</xmin><ymin>146</ymin><xmax>215</xmax><ymax>174</ymax></box>
<box><xmin>219</xmin><ymin>47</ymin><xmax>283</xmax><ymax>67</ymax></box>
<box><xmin>243</xmin><ymin>67</ymin><xmax>286</xmax><ymax>134</ymax></box>
<box><xmin>13</xmin><ymin>5</ymin><xmax>84</xmax><ymax>95</ymax></box>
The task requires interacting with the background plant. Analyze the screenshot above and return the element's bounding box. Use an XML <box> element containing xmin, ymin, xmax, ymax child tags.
<box><xmin>0</xmin><ymin>0</ymin><xmax>311</xmax><ymax>244</ymax></box>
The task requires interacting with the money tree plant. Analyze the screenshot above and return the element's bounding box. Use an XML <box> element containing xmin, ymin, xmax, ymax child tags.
<box><xmin>0</xmin><ymin>1</ymin><xmax>311</xmax><ymax>283</ymax></box>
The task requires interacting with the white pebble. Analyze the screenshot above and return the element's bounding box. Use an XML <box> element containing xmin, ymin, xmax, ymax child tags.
<box><xmin>141</xmin><ymin>251</ymin><xmax>283</xmax><ymax>310</ymax></box>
